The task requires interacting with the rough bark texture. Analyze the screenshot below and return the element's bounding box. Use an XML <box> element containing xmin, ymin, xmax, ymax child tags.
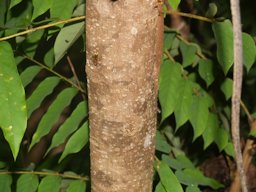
<box><xmin>86</xmin><ymin>0</ymin><xmax>162</xmax><ymax>191</ymax></box>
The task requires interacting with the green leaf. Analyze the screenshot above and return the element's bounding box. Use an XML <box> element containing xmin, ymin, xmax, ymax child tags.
<box><xmin>47</xmin><ymin>101</ymin><xmax>88</xmax><ymax>154</ymax></box>
<box><xmin>72</xmin><ymin>3</ymin><xmax>85</xmax><ymax>17</ymax></box>
<box><xmin>155</xmin><ymin>182</ymin><xmax>167</xmax><ymax>192</ymax></box>
<box><xmin>242</xmin><ymin>33</ymin><xmax>256</xmax><ymax>72</ymax></box>
<box><xmin>185</xmin><ymin>186</ymin><xmax>200</xmax><ymax>192</ymax></box>
<box><xmin>66</xmin><ymin>180</ymin><xmax>86</xmax><ymax>192</ymax></box>
<box><xmin>175</xmin><ymin>168</ymin><xmax>224</xmax><ymax>189</ymax></box>
<box><xmin>168</xmin><ymin>0</ymin><xmax>181</xmax><ymax>10</ymax></box>
<box><xmin>16</xmin><ymin>174</ymin><xmax>39</xmax><ymax>192</ymax></box>
<box><xmin>50</xmin><ymin>0</ymin><xmax>77</xmax><ymax>20</ymax></box>
<box><xmin>202</xmin><ymin>113</ymin><xmax>219</xmax><ymax>149</ymax></box>
<box><xmin>159</xmin><ymin>60</ymin><xmax>183</xmax><ymax>122</ymax></box>
<box><xmin>54</xmin><ymin>22</ymin><xmax>84</xmax><ymax>64</ymax></box>
<box><xmin>224</xmin><ymin>142</ymin><xmax>234</xmax><ymax>157</ymax></box>
<box><xmin>38</xmin><ymin>176</ymin><xmax>61</xmax><ymax>192</ymax></box>
<box><xmin>32</xmin><ymin>0</ymin><xmax>53</xmax><ymax>20</ymax></box>
<box><xmin>30</xmin><ymin>87</ymin><xmax>78</xmax><ymax>149</ymax></box>
<box><xmin>0</xmin><ymin>41</ymin><xmax>27</xmax><ymax>159</ymax></box>
<box><xmin>157</xmin><ymin>161</ymin><xmax>183</xmax><ymax>192</ymax></box>
<box><xmin>212</xmin><ymin>20</ymin><xmax>234</xmax><ymax>74</ymax></box>
<box><xmin>162</xmin><ymin>154</ymin><xmax>195</xmax><ymax>170</ymax></box>
<box><xmin>189</xmin><ymin>88</ymin><xmax>212</xmax><ymax>140</ymax></box>
<box><xmin>163</xmin><ymin>32</ymin><xmax>176</xmax><ymax>51</ymax></box>
<box><xmin>174</xmin><ymin>79</ymin><xmax>193</xmax><ymax>128</ymax></box>
<box><xmin>214</xmin><ymin>128</ymin><xmax>229</xmax><ymax>151</ymax></box>
<box><xmin>20</xmin><ymin>66</ymin><xmax>41</xmax><ymax>87</ymax></box>
<box><xmin>250</xmin><ymin>129</ymin><xmax>256</xmax><ymax>138</ymax></box>
<box><xmin>156</xmin><ymin>131</ymin><xmax>171</xmax><ymax>153</ymax></box>
<box><xmin>220</xmin><ymin>78</ymin><xmax>233</xmax><ymax>100</ymax></box>
<box><xmin>198</xmin><ymin>59</ymin><xmax>214</xmax><ymax>87</ymax></box>
<box><xmin>26</xmin><ymin>76</ymin><xmax>60</xmax><ymax>117</ymax></box>
<box><xmin>59</xmin><ymin>121</ymin><xmax>89</xmax><ymax>162</ymax></box>
<box><xmin>9</xmin><ymin>0</ymin><xmax>22</xmax><ymax>9</ymax></box>
<box><xmin>44</xmin><ymin>47</ymin><xmax>55</xmax><ymax>68</ymax></box>
<box><xmin>0</xmin><ymin>175</ymin><xmax>12</xmax><ymax>192</ymax></box>
<box><xmin>180</xmin><ymin>41</ymin><xmax>197</xmax><ymax>67</ymax></box>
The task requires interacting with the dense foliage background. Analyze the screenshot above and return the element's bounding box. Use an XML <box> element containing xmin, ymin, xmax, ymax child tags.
<box><xmin>0</xmin><ymin>0</ymin><xmax>255</xmax><ymax>191</ymax></box>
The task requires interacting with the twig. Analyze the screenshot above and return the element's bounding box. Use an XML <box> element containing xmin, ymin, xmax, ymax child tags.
<box><xmin>24</xmin><ymin>55</ymin><xmax>86</xmax><ymax>93</ymax></box>
<box><xmin>67</xmin><ymin>55</ymin><xmax>82</xmax><ymax>90</ymax></box>
<box><xmin>0</xmin><ymin>170</ymin><xmax>89</xmax><ymax>181</ymax></box>
<box><xmin>0</xmin><ymin>16</ymin><xmax>85</xmax><ymax>42</ymax></box>
<box><xmin>229</xmin><ymin>0</ymin><xmax>248</xmax><ymax>190</ymax></box>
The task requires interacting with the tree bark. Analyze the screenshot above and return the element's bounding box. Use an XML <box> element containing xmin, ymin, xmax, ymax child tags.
<box><xmin>86</xmin><ymin>1</ymin><xmax>163</xmax><ymax>191</ymax></box>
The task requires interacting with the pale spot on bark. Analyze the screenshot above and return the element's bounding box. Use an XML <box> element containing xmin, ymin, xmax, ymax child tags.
<box><xmin>143</xmin><ymin>133</ymin><xmax>152</xmax><ymax>148</ymax></box>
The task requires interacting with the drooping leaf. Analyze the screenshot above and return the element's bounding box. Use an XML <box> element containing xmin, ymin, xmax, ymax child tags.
<box><xmin>156</xmin><ymin>161</ymin><xmax>183</xmax><ymax>192</ymax></box>
<box><xmin>174</xmin><ymin>79</ymin><xmax>193</xmax><ymax>128</ymax></box>
<box><xmin>32</xmin><ymin>0</ymin><xmax>53</xmax><ymax>20</ymax></box>
<box><xmin>54</xmin><ymin>22</ymin><xmax>84</xmax><ymax>64</ymax></box>
<box><xmin>214</xmin><ymin>128</ymin><xmax>229</xmax><ymax>151</ymax></box>
<box><xmin>38</xmin><ymin>176</ymin><xmax>61</xmax><ymax>192</ymax></box>
<box><xmin>66</xmin><ymin>180</ymin><xmax>86</xmax><ymax>192</ymax></box>
<box><xmin>168</xmin><ymin>0</ymin><xmax>181</xmax><ymax>10</ymax></box>
<box><xmin>242</xmin><ymin>32</ymin><xmax>256</xmax><ymax>72</ymax></box>
<box><xmin>220</xmin><ymin>78</ymin><xmax>233</xmax><ymax>100</ymax></box>
<box><xmin>162</xmin><ymin>154</ymin><xmax>195</xmax><ymax>170</ymax></box>
<box><xmin>224</xmin><ymin>142</ymin><xmax>234</xmax><ymax>157</ymax></box>
<box><xmin>20</xmin><ymin>66</ymin><xmax>41</xmax><ymax>87</ymax></box>
<box><xmin>0</xmin><ymin>41</ymin><xmax>27</xmax><ymax>159</ymax></box>
<box><xmin>26</xmin><ymin>76</ymin><xmax>60</xmax><ymax>117</ymax></box>
<box><xmin>212</xmin><ymin>20</ymin><xmax>234</xmax><ymax>74</ymax></box>
<box><xmin>59</xmin><ymin>121</ymin><xmax>89</xmax><ymax>162</ymax></box>
<box><xmin>155</xmin><ymin>182</ymin><xmax>167</xmax><ymax>192</ymax></box>
<box><xmin>30</xmin><ymin>87</ymin><xmax>78</xmax><ymax>149</ymax></box>
<box><xmin>50</xmin><ymin>0</ymin><xmax>77</xmax><ymax>20</ymax></box>
<box><xmin>156</xmin><ymin>131</ymin><xmax>171</xmax><ymax>154</ymax></box>
<box><xmin>198</xmin><ymin>59</ymin><xmax>215</xmax><ymax>87</ymax></box>
<box><xmin>163</xmin><ymin>32</ymin><xmax>176</xmax><ymax>51</ymax></box>
<box><xmin>180</xmin><ymin>41</ymin><xmax>197</xmax><ymax>67</ymax></box>
<box><xmin>175</xmin><ymin>168</ymin><xmax>224</xmax><ymax>189</ymax></box>
<box><xmin>189</xmin><ymin>88</ymin><xmax>212</xmax><ymax>140</ymax></box>
<box><xmin>202</xmin><ymin>113</ymin><xmax>219</xmax><ymax>149</ymax></box>
<box><xmin>16</xmin><ymin>174</ymin><xmax>39</xmax><ymax>192</ymax></box>
<box><xmin>185</xmin><ymin>186</ymin><xmax>201</xmax><ymax>192</ymax></box>
<box><xmin>0</xmin><ymin>175</ymin><xmax>12</xmax><ymax>192</ymax></box>
<box><xmin>159</xmin><ymin>60</ymin><xmax>183</xmax><ymax>122</ymax></box>
<box><xmin>47</xmin><ymin>101</ymin><xmax>88</xmax><ymax>154</ymax></box>
<box><xmin>9</xmin><ymin>0</ymin><xmax>22</xmax><ymax>9</ymax></box>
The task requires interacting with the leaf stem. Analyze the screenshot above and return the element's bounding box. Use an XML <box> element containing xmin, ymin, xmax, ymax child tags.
<box><xmin>0</xmin><ymin>170</ymin><xmax>89</xmax><ymax>181</ymax></box>
<box><xmin>23</xmin><ymin>55</ymin><xmax>86</xmax><ymax>93</ymax></box>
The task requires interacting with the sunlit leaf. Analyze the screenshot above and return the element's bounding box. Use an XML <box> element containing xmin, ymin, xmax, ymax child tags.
<box><xmin>180</xmin><ymin>41</ymin><xmax>197</xmax><ymax>67</ymax></box>
<box><xmin>168</xmin><ymin>0</ymin><xmax>181</xmax><ymax>10</ymax></box>
<box><xmin>155</xmin><ymin>182</ymin><xmax>167</xmax><ymax>192</ymax></box>
<box><xmin>186</xmin><ymin>186</ymin><xmax>201</xmax><ymax>192</ymax></box>
<box><xmin>20</xmin><ymin>66</ymin><xmax>41</xmax><ymax>87</ymax></box>
<box><xmin>0</xmin><ymin>42</ymin><xmax>27</xmax><ymax>159</ymax></box>
<box><xmin>59</xmin><ymin>121</ymin><xmax>89</xmax><ymax>162</ymax></box>
<box><xmin>162</xmin><ymin>154</ymin><xmax>195</xmax><ymax>170</ymax></box>
<box><xmin>50</xmin><ymin>0</ymin><xmax>77</xmax><ymax>20</ymax></box>
<box><xmin>9</xmin><ymin>0</ymin><xmax>22</xmax><ymax>9</ymax></box>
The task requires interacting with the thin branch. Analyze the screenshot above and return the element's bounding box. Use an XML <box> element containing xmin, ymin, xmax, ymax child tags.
<box><xmin>67</xmin><ymin>56</ymin><xmax>82</xmax><ymax>90</ymax></box>
<box><xmin>0</xmin><ymin>16</ymin><xmax>85</xmax><ymax>42</ymax></box>
<box><xmin>0</xmin><ymin>170</ymin><xmax>89</xmax><ymax>181</ymax></box>
<box><xmin>23</xmin><ymin>55</ymin><xmax>86</xmax><ymax>93</ymax></box>
<box><xmin>240</xmin><ymin>101</ymin><xmax>253</xmax><ymax>123</ymax></box>
<box><xmin>230</xmin><ymin>0</ymin><xmax>248</xmax><ymax>190</ymax></box>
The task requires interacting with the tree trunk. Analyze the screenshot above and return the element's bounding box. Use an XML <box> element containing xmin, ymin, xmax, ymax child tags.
<box><xmin>86</xmin><ymin>1</ymin><xmax>163</xmax><ymax>191</ymax></box>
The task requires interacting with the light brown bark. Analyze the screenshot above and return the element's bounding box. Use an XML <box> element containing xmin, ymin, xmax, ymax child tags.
<box><xmin>86</xmin><ymin>0</ymin><xmax>162</xmax><ymax>191</ymax></box>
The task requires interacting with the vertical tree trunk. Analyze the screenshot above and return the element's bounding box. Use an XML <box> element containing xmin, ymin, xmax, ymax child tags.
<box><xmin>86</xmin><ymin>1</ymin><xmax>163</xmax><ymax>191</ymax></box>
